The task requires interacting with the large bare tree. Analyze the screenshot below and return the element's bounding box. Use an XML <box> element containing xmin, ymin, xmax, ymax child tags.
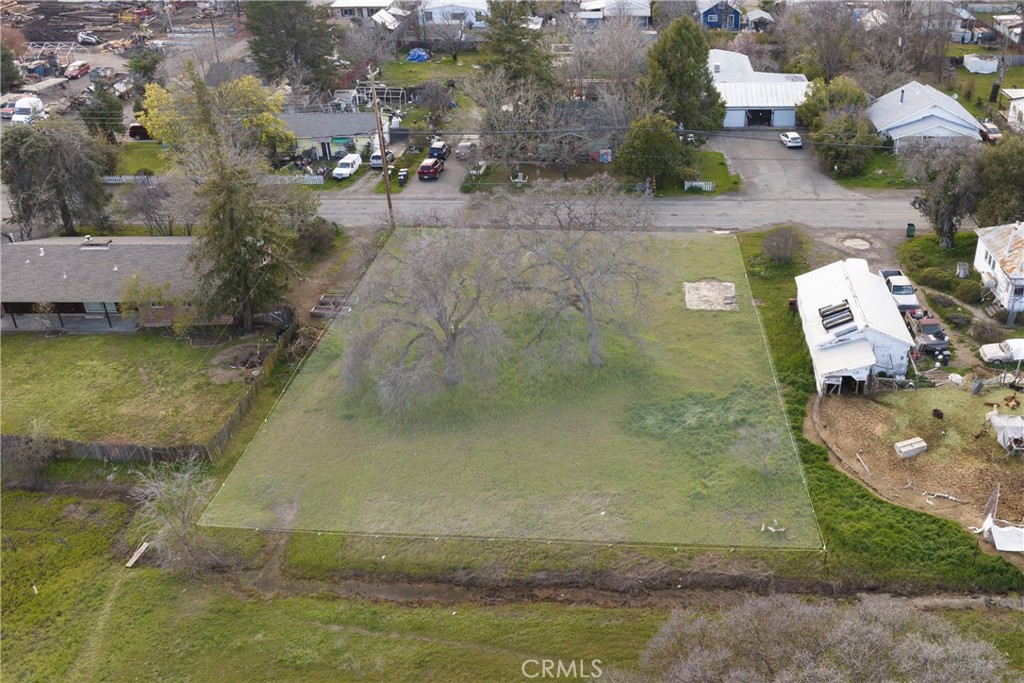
<box><xmin>485</xmin><ymin>176</ymin><xmax>656</xmax><ymax>368</ymax></box>
<box><xmin>117</xmin><ymin>172</ymin><xmax>201</xmax><ymax>236</ymax></box>
<box><xmin>343</xmin><ymin>228</ymin><xmax>514</xmax><ymax>414</ymax></box>
<box><xmin>780</xmin><ymin>0</ymin><xmax>860</xmax><ymax>83</ymax></box>
<box><xmin>466</xmin><ymin>67</ymin><xmax>549</xmax><ymax>169</ymax></box>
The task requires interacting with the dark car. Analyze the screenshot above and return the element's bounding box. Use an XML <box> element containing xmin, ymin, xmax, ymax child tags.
<box><xmin>428</xmin><ymin>140</ymin><xmax>451</xmax><ymax>160</ymax></box>
<box><xmin>418</xmin><ymin>157</ymin><xmax>445</xmax><ymax>180</ymax></box>
<box><xmin>906</xmin><ymin>310</ymin><xmax>949</xmax><ymax>354</ymax></box>
<box><xmin>0</xmin><ymin>100</ymin><xmax>17</xmax><ymax>119</ymax></box>
<box><xmin>128</xmin><ymin>123</ymin><xmax>152</xmax><ymax>140</ymax></box>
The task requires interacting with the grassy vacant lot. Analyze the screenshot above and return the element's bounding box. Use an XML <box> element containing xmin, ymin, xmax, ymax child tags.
<box><xmin>115</xmin><ymin>141</ymin><xmax>171</xmax><ymax>175</ymax></box>
<box><xmin>0</xmin><ymin>332</ymin><xmax>251</xmax><ymax>444</ymax></box>
<box><xmin>834</xmin><ymin>150</ymin><xmax>918</xmax><ymax>190</ymax></box>
<box><xmin>203</xmin><ymin>231</ymin><xmax>819</xmax><ymax>548</ymax></box>
<box><xmin>381</xmin><ymin>51</ymin><xmax>488</xmax><ymax>88</ymax></box>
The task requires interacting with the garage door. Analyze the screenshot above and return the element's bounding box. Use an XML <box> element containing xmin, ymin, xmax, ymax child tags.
<box><xmin>772</xmin><ymin>109</ymin><xmax>797</xmax><ymax>127</ymax></box>
<box><xmin>723</xmin><ymin>109</ymin><xmax>746</xmax><ymax>128</ymax></box>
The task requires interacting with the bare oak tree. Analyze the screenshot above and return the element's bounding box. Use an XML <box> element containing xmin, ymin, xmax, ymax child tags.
<box><xmin>466</xmin><ymin>67</ymin><xmax>549</xmax><ymax>169</ymax></box>
<box><xmin>610</xmin><ymin>594</ymin><xmax>1007</xmax><ymax>683</ymax></box>
<box><xmin>130</xmin><ymin>453</ymin><xmax>216</xmax><ymax>576</ymax></box>
<box><xmin>343</xmin><ymin>228</ymin><xmax>514</xmax><ymax>414</ymax></box>
<box><xmin>485</xmin><ymin>176</ymin><xmax>656</xmax><ymax>368</ymax></box>
<box><xmin>781</xmin><ymin>0</ymin><xmax>860</xmax><ymax>83</ymax></box>
<box><xmin>117</xmin><ymin>172</ymin><xmax>201</xmax><ymax>236</ymax></box>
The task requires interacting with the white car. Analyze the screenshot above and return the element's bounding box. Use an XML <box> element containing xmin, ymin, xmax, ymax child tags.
<box><xmin>331</xmin><ymin>153</ymin><xmax>361</xmax><ymax>180</ymax></box>
<box><xmin>884</xmin><ymin>275</ymin><xmax>920</xmax><ymax>312</ymax></box>
<box><xmin>979</xmin><ymin>339</ymin><xmax>1024</xmax><ymax>365</ymax></box>
<box><xmin>780</xmin><ymin>132</ymin><xmax>802</xmax><ymax>148</ymax></box>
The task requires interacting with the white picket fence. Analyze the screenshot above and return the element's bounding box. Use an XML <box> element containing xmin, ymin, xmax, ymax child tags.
<box><xmin>684</xmin><ymin>180</ymin><xmax>716</xmax><ymax>192</ymax></box>
<box><xmin>103</xmin><ymin>174</ymin><xmax>325</xmax><ymax>186</ymax></box>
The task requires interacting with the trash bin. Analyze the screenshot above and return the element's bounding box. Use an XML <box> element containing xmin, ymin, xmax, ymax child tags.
<box><xmin>906</xmin><ymin>223</ymin><xmax>916</xmax><ymax>238</ymax></box>
<box><xmin>397</xmin><ymin>169</ymin><xmax>408</xmax><ymax>187</ymax></box>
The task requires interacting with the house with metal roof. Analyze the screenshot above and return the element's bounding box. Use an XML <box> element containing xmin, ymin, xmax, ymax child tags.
<box><xmin>796</xmin><ymin>259</ymin><xmax>914</xmax><ymax>394</ymax></box>
<box><xmin>867</xmin><ymin>80</ymin><xmax>984</xmax><ymax>152</ymax></box>
<box><xmin>330</xmin><ymin>0</ymin><xmax>396</xmax><ymax>20</ymax></box>
<box><xmin>578</xmin><ymin>0</ymin><xmax>651</xmax><ymax>26</ymax></box>
<box><xmin>281</xmin><ymin>112</ymin><xmax>378</xmax><ymax>161</ymax></box>
<box><xmin>708</xmin><ymin>49</ymin><xmax>810</xmax><ymax>128</ymax></box>
<box><xmin>0</xmin><ymin>236</ymin><xmax>204</xmax><ymax>331</ymax></box>
<box><xmin>975</xmin><ymin>223</ymin><xmax>1024</xmax><ymax>325</ymax></box>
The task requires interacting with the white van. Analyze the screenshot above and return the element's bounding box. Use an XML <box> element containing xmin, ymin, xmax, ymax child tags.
<box><xmin>11</xmin><ymin>97</ymin><xmax>46</xmax><ymax>124</ymax></box>
<box><xmin>332</xmin><ymin>153</ymin><xmax>362</xmax><ymax>180</ymax></box>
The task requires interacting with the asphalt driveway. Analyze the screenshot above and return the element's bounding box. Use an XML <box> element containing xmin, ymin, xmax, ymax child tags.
<box><xmin>706</xmin><ymin>129</ymin><xmax>862</xmax><ymax>201</ymax></box>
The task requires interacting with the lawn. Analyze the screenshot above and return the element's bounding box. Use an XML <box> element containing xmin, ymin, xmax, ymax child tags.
<box><xmin>0</xmin><ymin>332</ymin><xmax>253</xmax><ymax>445</ymax></box>
<box><xmin>202</xmin><ymin>231</ymin><xmax>820</xmax><ymax>549</ymax></box>
<box><xmin>942</xmin><ymin>62</ymin><xmax>1024</xmax><ymax>121</ymax></box>
<box><xmin>834</xmin><ymin>150</ymin><xmax>919</xmax><ymax>190</ymax></box>
<box><xmin>115</xmin><ymin>141</ymin><xmax>171</xmax><ymax>175</ymax></box>
<box><xmin>379</xmin><ymin>51</ymin><xmax>488</xmax><ymax>88</ymax></box>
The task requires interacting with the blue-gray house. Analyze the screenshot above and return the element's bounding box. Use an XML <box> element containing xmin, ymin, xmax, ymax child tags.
<box><xmin>697</xmin><ymin>0</ymin><xmax>741</xmax><ymax>30</ymax></box>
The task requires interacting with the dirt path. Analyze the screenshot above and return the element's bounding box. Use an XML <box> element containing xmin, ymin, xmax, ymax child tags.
<box><xmin>286</xmin><ymin>226</ymin><xmax>378</xmax><ymax>326</ymax></box>
<box><xmin>68</xmin><ymin>569</ymin><xmax>130</xmax><ymax>683</ymax></box>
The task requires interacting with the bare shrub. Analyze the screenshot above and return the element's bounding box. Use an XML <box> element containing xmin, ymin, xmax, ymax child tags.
<box><xmin>130</xmin><ymin>452</ymin><xmax>217</xmax><ymax>576</ymax></box>
<box><xmin>1</xmin><ymin>420</ymin><xmax>56</xmax><ymax>489</ymax></box>
<box><xmin>972</xmin><ymin>319</ymin><xmax>1004</xmax><ymax>344</ymax></box>
<box><xmin>761</xmin><ymin>225</ymin><xmax>803</xmax><ymax>264</ymax></box>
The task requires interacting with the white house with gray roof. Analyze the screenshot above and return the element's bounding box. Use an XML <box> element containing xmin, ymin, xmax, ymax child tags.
<box><xmin>975</xmin><ymin>222</ymin><xmax>1024</xmax><ymax>325</ymax></box>
<box><xmin>867</xmin><ymin>80</ymin><xmax>984</xmax><ymax>152</ymax></box>
<box><xmin>281</xmin><ymin>112</ymin><xmax>378</xmax><ymax>161</ymax></box>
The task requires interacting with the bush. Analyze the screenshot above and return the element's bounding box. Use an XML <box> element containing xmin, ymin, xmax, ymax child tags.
<box><xmin>972</xmin><ymin>319</ymin><xmax>1004</xmax><ymax>343</ymax></box>
<box><xmin>297</xmin><ymin>216</ymin><xmax>336</xmax><ymax>255</ymax></box>
<box><xmin>761</xmin><ymin>226</ymin><xmax>802</xmax><ymax>264</ymax></box>
<box><xmin>917</xmin><ymin>267</ymin><xmax>953</xmax><ymax>291</ymax></box>
<box><xmin>948</xmin><ymin>313</ymin><xmax>973</xmax><ymax>328</ymax></box>
<box><xmin>932</xmin><ymin>293</ymin><xmax>954</xmax><ymax>308</ymax></box>
<box><xmin>954</xmin><ymin>279</ymin><xmax>984</xmax><ymax>304</ymax></box>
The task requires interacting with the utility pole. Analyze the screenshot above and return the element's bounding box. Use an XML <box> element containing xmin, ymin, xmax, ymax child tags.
<box><xmin>370</xmin><ymin>73</ymin><xmax>396</xmax><ymax>232</ymax></box>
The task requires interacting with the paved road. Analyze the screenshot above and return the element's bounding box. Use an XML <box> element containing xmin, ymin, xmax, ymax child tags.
<box><xmin>317</xmin><ymin>193</ymin><xmax>923</xmax><ymax>232</ymax></box>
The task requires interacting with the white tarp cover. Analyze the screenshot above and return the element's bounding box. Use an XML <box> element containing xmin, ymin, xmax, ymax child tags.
<box><xmin>972</xmin><ymin>514</ymin><xmax>1024</xmax><ymax>552</ymax></box>
<box><xmin>964</xmin><ymin>54</ymin><xmax>998</xmax><ymax>74</ymax></box>
<box><xmin>990</xmin><ymin>413</ymin><xmax>1024</xmax><ymax>450</ymax></box>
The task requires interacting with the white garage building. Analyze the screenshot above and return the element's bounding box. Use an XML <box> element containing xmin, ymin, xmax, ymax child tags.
<box><xmin>708</xmin><ymin>49</ymin><xmax>811</xmax><ymax>128</ymax></box>
<box><xmin>796</xmin><ymin>259</ymin><xmax>914</xmax><ymax>395</ymax></box>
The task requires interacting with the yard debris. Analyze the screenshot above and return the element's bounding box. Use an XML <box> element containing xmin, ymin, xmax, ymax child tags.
<box><xmin>855</xmin><ymin>453</ymin><xmax>871</xmax><ymax>475</ymax></box>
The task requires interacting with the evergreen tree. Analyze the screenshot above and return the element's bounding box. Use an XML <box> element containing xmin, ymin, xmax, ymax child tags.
<box><xmin>647</xmin><ymin>17</ymin><xmax>724</xmax><ymax>132</ymax></box>
<box><xmin>80</xmin><ymin>85</ymin><xmax>126</xmax><ymax>143</ymax></box>
<box><xmin>615</xmin><ymin>113</ymin><xmax>693</xmax><ymax>190</ymax></box>
<box><xmin>244</xmin><ymin>1</ymin><xmax>341</xmax><ymax>91</ymax></box>
<box><xmin>481</xmin><ymin>0</ymin><xmax>556</xmax><ymax>90</ymax></box>
<box><xmin>1</xmin><ymin>43</ymin><xmax>24</xmax><ymax>94</ymax></box>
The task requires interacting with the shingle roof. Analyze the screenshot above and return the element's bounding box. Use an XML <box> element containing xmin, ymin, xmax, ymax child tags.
<box><xmin>0</xmin><ymin>237</ymin><xmax>197</xmax><ymax>304</ymax></box>
<box><xmin>868</xmin><ymin>80</ymin><xmax>983</xmax><ymax>138</ymax></box>
<box><xmin>281</xmin><ymin>113</ymin><xmax>377</xmax><ymax>141</ymax></box>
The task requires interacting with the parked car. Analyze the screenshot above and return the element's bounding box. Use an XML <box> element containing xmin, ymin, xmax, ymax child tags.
<box><xmin>0</xmin><ymin>99</ymin><xmax>17</xmax><ymax>119</ymax></box>
<box><xmin>905</xmin><ymin>310</ymin><xmax>949</xmax><ymax>354</ymax></box>
<box><xmin>879</xmin><ymin>267</ymin><xmax>904</xmax><ymax>280</ymax></box>
<box><xmin>981</xmin><ymin>121</ymin><xmax>1002</xmax><ymax>143</ymax></box>
<box><xmin>428</xmin><ymin>140</ymin><xmax>452</xmax><ymax>159</ymax></box>
<box><xmin>779</xmin><ymin>132</ymin><xmax>802</xmax><ymax>148</ymax></box>
<box><xmin>77</xmin><ymin>31</ymin><xmax>101</xmax><ymax>45</ymax></box>
<box><xmin>979</xmin><ymin>338</ymin><xmax>1024</xmax><ymax>365</ymax></box>
<box><xmin>418</xmin><ymin>157</ymin><xmax>445</xmax><ymax>180</ymax></box>
<box><xmin>332</xmin><ymin>153</ymin><xmax>362</xmax><ymax>180</ymax></box>
<box><xmin>10</xmin><ymin>96</ymin><xmax>46</xmax><ymax>124</ymax></box>
<box><xmin>884</xmin><ymin>275</ymin><xmax>920</xmax><ymax>312</ymax></box>
<box><xmin>370</xmin><ymin>149</ymin><xmax>395</xmax><ymax>170</ymax></box>
<box><xmin>64</xmin><ymin>60</ymin><xmax>91</xmax><ymax>79</ymax></box>
<box><xmin>127</xmin><ymin>123</ymin><xmax>152</xmax><ymax>140</ymax></box>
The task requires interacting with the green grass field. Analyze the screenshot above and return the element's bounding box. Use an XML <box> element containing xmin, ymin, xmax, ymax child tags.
<box><xmin>380</xmin><ymin>52</ymin><xmax>488</xmax><ymax>88</ymax></box>
<box><xmin>115</xmin><ymin>142</ymin><xmax>171</xmax><ymax>175</ymax></box>
<box><xmin>202</xmin><ymin>231</ymin><xmax>820</xmax><ymax>548</ymax></box>
<box><xmin>0</xmin><ymin>332</ymin><xmax>252</xmax><ymax>444</ymax></box>
<box><xmin>834</xmin><ymin>150</ymin><xmax>919</xmax><ymax>190</ymax></box>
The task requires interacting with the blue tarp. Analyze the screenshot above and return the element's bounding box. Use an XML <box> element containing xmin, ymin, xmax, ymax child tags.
<box><xmin>406</xmin><ymin>48</ymin><xmax>429</xmax><ymax>62</ymax></box>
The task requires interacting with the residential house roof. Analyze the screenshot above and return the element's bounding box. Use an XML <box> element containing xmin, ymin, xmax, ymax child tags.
<box><xmin>331</xmin><ymin>0</ymin><xmax>393</xmax><ymax>8</ymax></box>
<box><xmin>708</xmin><ymin>49</ymin><xmax>807</xmax><ymax>84</ymax></box>
<box><xmin>281</xmin><ymin>113</ymin><xmax>377</xmax><ymax>140</ymax></box>
<box><xmin>1002</xmin><ymin>88</ymin><xmax>1024</xmax><ymax>101</ymax></box>
<box><xmin>977</xmin><ymin>222</ymin><xmax>1024</xmax><ymax>279</ymax></box>
<box><xmin>579</xmin><ymin>0</ymin><xmax>651</xmax><ymax>17</ymax></box>
<box><xmin>0</xmin><ymin>237</ymin><xmax>196</xmax><ymax>304</ymax></box>
<box><xmin>371</xmin><ymin>8</ymin><xmax>401</xmax><ymax>29</ymax></box>
<box><xmin>868</xmin><ymin>80</ymin><xmax>983</xmax><ymax>142</ymax></box>
<box><xmin>420</xmin><ymin>0</ymin><xmax>489</xmax><ymax>13</ymax></box>
<box><xmin>745</xmin><ymin>9</ymin><xmax>773</xmax><ymax>23</ymax></box>
<box><xmin>697</xmin><ymin>0</ymin><xmax>739</xmax><ymax>14</ymax></box>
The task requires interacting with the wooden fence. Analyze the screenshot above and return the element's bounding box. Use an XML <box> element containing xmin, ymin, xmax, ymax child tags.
<box><xmin>1</xmin><ymin>311</ymin><xmax>297</xmax><ymax>464</ymax></box>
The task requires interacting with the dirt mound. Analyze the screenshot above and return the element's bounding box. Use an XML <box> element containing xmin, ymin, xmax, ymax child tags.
<box><xmin>207</xmin><ymin>344</ymin><xmax>265</xmax><ymax>384</ymax></box>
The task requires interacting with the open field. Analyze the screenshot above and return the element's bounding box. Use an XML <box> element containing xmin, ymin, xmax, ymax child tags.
<box><xmin>203</xmin><ymin>231</ymin><xmax>820</xmax><ymax>548</ymax></box>
<box><xmin>0</xmin><ymin>332</ymin><xmax>254</xmax><ymax>444</ymax></box>
<box><xmin>380</xmin><ymin>52</ymin><xmax>488</xmax><ymax>88</ymax></box>
<box><xmin>834</xmin><ymin>150</ymin><xmax>919</xmax><ymax>190</ymax></box>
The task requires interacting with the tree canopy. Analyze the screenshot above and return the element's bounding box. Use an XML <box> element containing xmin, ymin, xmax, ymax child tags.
<box><xmin>0</xmin><ymin>120</ymin><xmax>112</xmax><ymax>238</ymax></box>
<box><xmin>244</xmin><ymin>1</ymin><xmax>341</xmax><ymax>92</ymax></box>
<box><xmin>795</xmin><ymin>76</ymin><xmax>868</xmax><ymax>129</ymax></box>
<box><xmin>481</xmin><ymin>0</ymin><xmax>557</xmax><ymax>90</ymax></box>
<box><xmin>646</xmin><ymin>17</ymin><xmax>724</xmax><ymax>132</ymax></box>
<box><xmin>126</xmin><ymin>49</ymin><xmax>165</xmax><ymax>87</ymax></box>
<box><xmin>809</xmin><ymin>109</ymin><xmax>879</xmax><ymax>177</ymax></box>
<box><xmin>1</xmin><ymin>43</ymin><xmax>24</xmax><ymax>94</ymax></box>
<box><xmin>80</xmin><ymin>85</ymin><xmax>126</xmax><ymax>143</ymax></box>
<box><xmin>138</xmin><ymin>69</ymin><xmax>295</xmax><ymax>159</ymax></box>
<box><xmin>901</xmin><ymin>139</ymin><xmax>982</xmax><ymax>249</ymax></box>
<box><xmin>976</xmin><ymin>135</ymin><xmax>1024</xmax><ymax>227</ymax></box>
<box><xmin>615</xmin><ymin>113</ymin><xmax>693</xmax><ymax>190</ymax></box>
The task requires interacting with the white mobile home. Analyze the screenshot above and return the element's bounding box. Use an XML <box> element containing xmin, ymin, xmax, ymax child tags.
<box><xmin>796</xmin><ymin>259</ymin><xmax>914</xmax><ymax>394</ymax></box>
